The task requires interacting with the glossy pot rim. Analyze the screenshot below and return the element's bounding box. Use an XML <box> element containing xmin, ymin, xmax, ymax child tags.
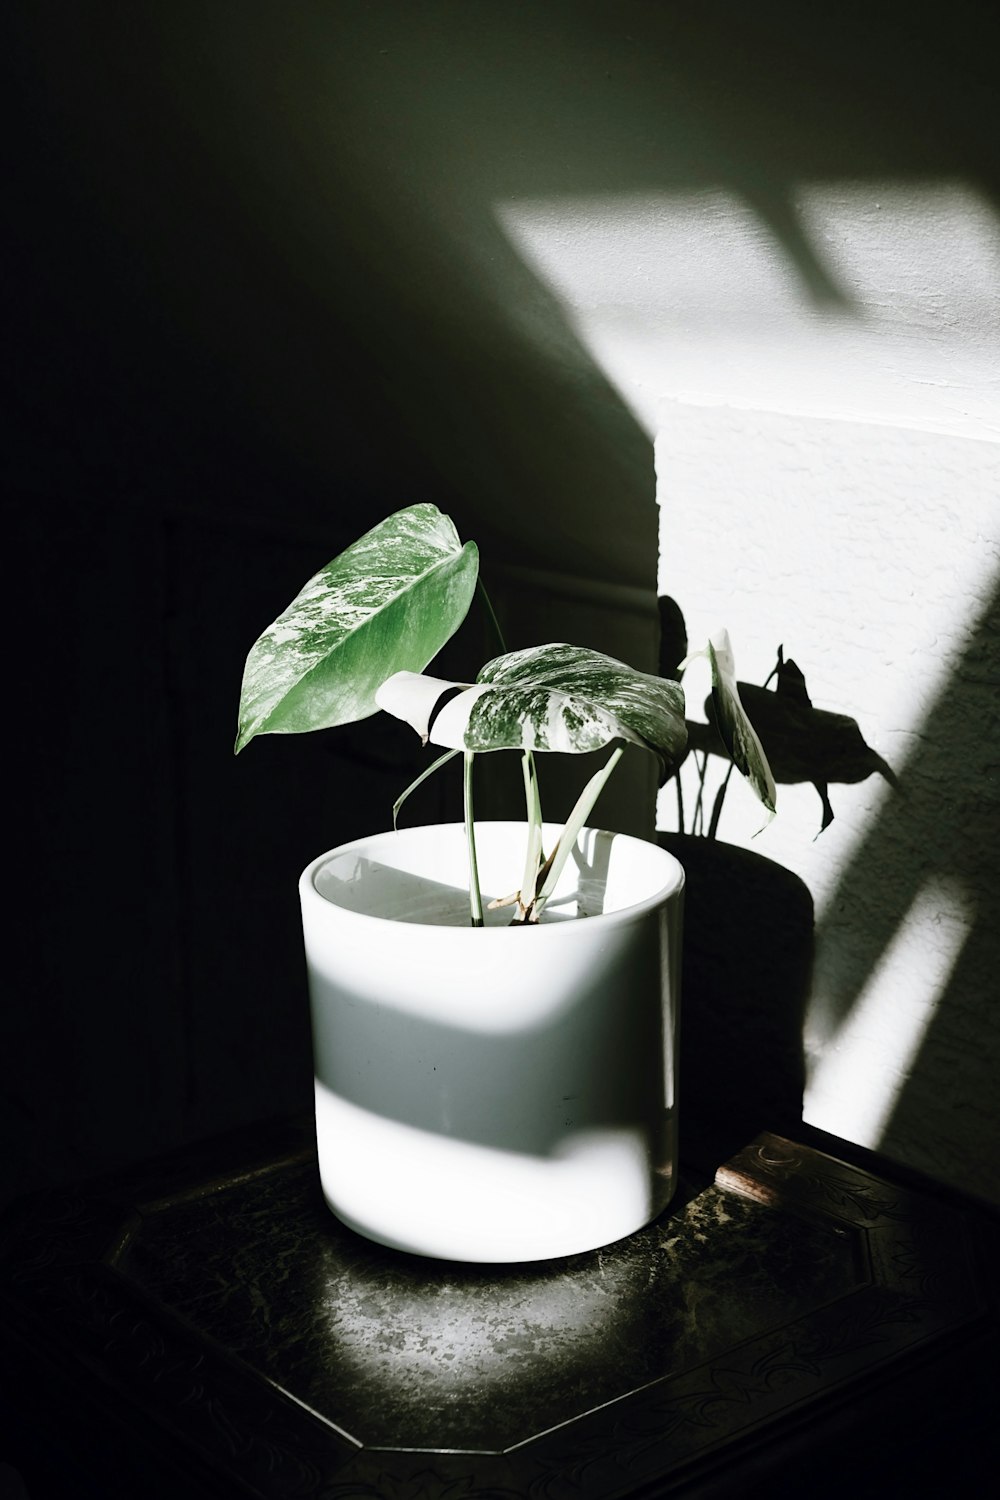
<box><xmin>299</xmin><ymin>821</ymin><xmax>685</xmax><ymax>939</ymax></box>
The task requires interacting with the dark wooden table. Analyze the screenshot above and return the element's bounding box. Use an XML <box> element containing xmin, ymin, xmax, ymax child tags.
<box><xmin>1</xmin><ymin>1117</ymin><xmax>996</xmax><ymax>1498</ymax></box>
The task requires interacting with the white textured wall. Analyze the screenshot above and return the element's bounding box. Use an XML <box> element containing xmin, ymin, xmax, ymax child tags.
<box><xmin>499</xmin><ymin>185</ymin><xmax>1000</xmax><ymax>1202</ymax></box>
<box><xmin>498</xmin><ymin>184</ymin><xmax>1000</xmax><ymax>442</ymax></box>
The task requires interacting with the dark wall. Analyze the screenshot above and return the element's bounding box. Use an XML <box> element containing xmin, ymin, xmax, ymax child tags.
<box><xmin>5</xmin><ymin>0</ymin><xmax>665</xmax><ymax>1202</ymax></box>
<box><xmin>5</xmin><ymin>1</ymin><xmax>998</xmax><ymax>1203</ymax></box>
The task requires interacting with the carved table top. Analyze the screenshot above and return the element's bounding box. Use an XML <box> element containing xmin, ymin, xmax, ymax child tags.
<box><xmin>1</xmin><ymin>1120</ymin><xmax>996</xmax><ymax>1498</ymax></box>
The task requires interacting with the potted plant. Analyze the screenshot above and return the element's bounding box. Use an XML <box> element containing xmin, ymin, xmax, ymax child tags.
<box><xmin>236</xmin><ymin>504</ymin><xmax>774</xmax><ymax>1262</ymax></box>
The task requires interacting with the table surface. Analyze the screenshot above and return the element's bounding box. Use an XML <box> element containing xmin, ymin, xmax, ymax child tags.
<box><xmin>1</xmin><ymin>1118</ymin><xmax>997</xmax><ymax>1499</ymax></box>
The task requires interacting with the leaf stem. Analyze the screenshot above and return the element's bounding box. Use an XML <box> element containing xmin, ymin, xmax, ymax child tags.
<box><xmin>692</xmin><ymin>750</ymin><xmax>708</xmax><ymax>835</ymax></box>
<box><xmin>478</xmin><ymin>579</ymin><xmax>543</xmax><ymax>889</ymax></box>
<box><xmin>476</xmin><ymin>578</ymin><xmax>508</xmax><ymax>655</ymax></box>
<box><xmin>518</xmin><ymin>751</ymin><xmax>544</xmax><ymax>918</ymax></box>
<box><xmin>463</xmin><ymin>750</ymin><xmax>484</xmax><ymax>927</ymax></box>
<box><xmin>531</xmin><ymin>744</ymin><xmax>624</xmax><ymax>921</ymax></box>
<box><xmin>707</xmin><ymin>761</ymin><xmax>735</xmax><ymax>841</ymax></box>
<box><xmin>392</xmin><ymin>748</ymin><xmax>461</xmax><ymax>830</ymax></box>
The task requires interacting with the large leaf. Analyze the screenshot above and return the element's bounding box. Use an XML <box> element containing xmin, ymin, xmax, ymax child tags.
<box><xmin>375</xmin><ymin>644</ymin><xmax>688</xmax><ymax>770</ymax></box>
<box><xmin>235</xmin><ymin>504</ymin><xmax>478</xmax><ymax>752</ymax></box>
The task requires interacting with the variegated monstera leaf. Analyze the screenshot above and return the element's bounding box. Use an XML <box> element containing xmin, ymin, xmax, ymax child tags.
<box><xmin>235</xmin><ymin>504</ymin><xmax>478</xmax><ymax>752</ymax></box>
<box><xmin>376</xmin><ymin>643</ymin><xmax>689</xmax><ymax>773</ymax></box>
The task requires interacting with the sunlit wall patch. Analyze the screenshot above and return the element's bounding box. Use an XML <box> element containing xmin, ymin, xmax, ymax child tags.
<box><xmin>805</xmin><ymin>876</ymin><xmax>973</xmax><ymax>1149</ymax></box>
<box><xmin>495</xmin><ymin>179</ymin><xmax>999</xmax><ymax>1194</ymax></box>
<box><xmin>495</xmin><ymin>182</ymin><xmax>1000</xmax><ymax>440</ymax></box>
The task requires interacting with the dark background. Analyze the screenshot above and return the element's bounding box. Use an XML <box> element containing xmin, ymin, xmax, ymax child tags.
<box><xmin>5</xmin><ymin>1</ymin><xmax>999</xmax><ymax>1210</ymax></box>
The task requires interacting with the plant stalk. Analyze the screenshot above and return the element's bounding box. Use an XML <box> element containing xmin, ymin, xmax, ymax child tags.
<box><xmin>479</xmin><ymin>577</ymin><xmax>544</xmax><ymax>912</ymax></box>
<box><xmin>707</xmin><ymin>761</ymin><xmax>735</xmax><ymax>841</ymax></box>
<box><xmin>530</xmin><ymin>743</ymin><xmax>624</xmax><ymax>921</ymax></box>
<box><xmin>476</xmin><ymin>578</ymin><xmax>507</xmax><ymax>656</ymax></box>
<box><xmin>463</xmin><ymin>750</ymin><xmax>484</xmax><ymax>927</ymax></box>
<box><xmin>517</xmin><ymin>750</ymin><xmax>545</xmax><ymax>920</ymax></box>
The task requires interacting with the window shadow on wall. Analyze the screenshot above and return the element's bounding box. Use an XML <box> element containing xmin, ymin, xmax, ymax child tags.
<box><xmin>809</xmin><ymin>575</ymin><xmax>1000</xmax><ymax>1199</ymax></box>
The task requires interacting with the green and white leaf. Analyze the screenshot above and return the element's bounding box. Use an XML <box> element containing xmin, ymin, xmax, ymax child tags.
<box><xmin>235</xmin><ymin>504</ymin><xmax>478</xmax><ymax>752</ymax></box>
<box><xmin>376</xmin><ymin>644</ymin><xmax>688</xmax><ymax>768</ymax></box>
<box><xmin>683</xmin><ymin>629</ymin><xmax>776</xmax><ymax>816</ymax></box>
<box><xmin>471</xmin><ymin>644</ymin><xmax>687</xmax><ymax>763</ymax></box>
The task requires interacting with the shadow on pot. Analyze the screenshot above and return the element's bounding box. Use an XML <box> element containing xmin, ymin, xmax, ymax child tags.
<box><xmin>658</xmin><ymin>832</ymin><xmax>814</xmax><ymax>1173</ymax></box>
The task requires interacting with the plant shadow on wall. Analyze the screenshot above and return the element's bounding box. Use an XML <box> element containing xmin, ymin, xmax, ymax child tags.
<box><xmin>659</xmin><ymin>578</ymin><xmax>1000</xmax><ymax>1199</ymax></box>
<box><xmin>656</xmin><ymin>598</ymin><xmax>900</xmax><ymax>1165</ymax></box>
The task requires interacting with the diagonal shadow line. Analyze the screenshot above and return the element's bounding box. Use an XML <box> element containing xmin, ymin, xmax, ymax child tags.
<box><xmin>738</xmin><ymin>185</ymin><xmax>852</xmax><ymax>309</ymax></box>
<box><xmin>809</xmin><ymin>567</ymin><xmax>1000</xmax><ymax>1157</ymax></box>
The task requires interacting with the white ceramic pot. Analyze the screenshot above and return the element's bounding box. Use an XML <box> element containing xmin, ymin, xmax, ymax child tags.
<box><xmin>299</xmin><ymin>822</ymin><xmax>684</xmax><ymax>1262</ymax></box>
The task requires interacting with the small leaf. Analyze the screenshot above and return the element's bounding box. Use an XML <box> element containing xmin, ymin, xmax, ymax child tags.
<box><xmin>703</xmin><ymin>630</ymin><xmax>777</xmax><ymax>816</ymax></box>
<box><xmin>235</xmin><ymin>505</ymin><xmax>478</xmax><ymax>752</ymax></box>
